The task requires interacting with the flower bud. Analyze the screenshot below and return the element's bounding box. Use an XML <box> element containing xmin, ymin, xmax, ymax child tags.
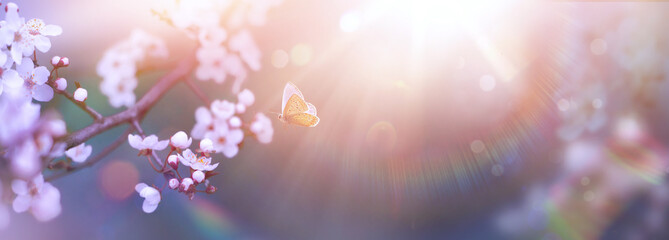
<box><xmin>229</xmin><ymin>116</ymin><xmax>241</xmax><ymax>128</ymax></box>
<box><xmin>168</xmin><ymin>178</ymin><xmax>179</xmax><ymax>189</ymax></box>
<box><xmin>55</xmin><ymin>78</ymin><xmax>67</xmax><ymax>91</ymax></box>
<box><xmin>238</xmin><ymin>89</ymin><xmax>255</xmax><ymax>106</ymax></box>
<box><xmin>235</xmin><ymin>103</ymin><xmax>246</xmax><ymax>114</ymax></box>
<box><xmin>192</xmin><ymin>170</ymin><xmax>205</xmax><ymax>183</ymax></box>
<box><xmin>206</xmin><ymin>185</ymin><xmax>217</xmax><ymax>194</ymax></box>
<box><xmin>51</xmin><ymin>56</ymin><xmax>61</xmax><ymax>66</ymax></box>
<box><xmin>167</xmin><ymin>155</ymin><xmax>178</xmax><ymax>170</ymax></box>
<box><xmin>61</xmin><ymin>57</ymin><xmax>70</xmax><ymax>67</ymax></box>
<box><xmin>199</xmin><ymin>138</ymin><xmax>213</xmax><ymax>153</ymax></box>
<box><xmin>180</xmin><ymin>178</ymin><xmax>194</xmax><ymax>192</ymax></box>
<box><xmin>73</xmin><ymin>88</ymin><xmax>87</xmax><ymax>102</ymax></box>
<box><xmin>5</xmin><ymin>3</ymin><xmax>18</xmax><ymax>13</ymax></box>
<box><xmin>170</xmin><ymin>131</ymin><xmax>192</xmax><ymax>149</ymax></box>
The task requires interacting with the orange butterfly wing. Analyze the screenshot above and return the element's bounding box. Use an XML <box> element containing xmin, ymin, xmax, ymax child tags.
<box><xmin>285</xmin><ymin>113</ymin><xmax>320</xmax><ymax>127</ymax></box>
<box><xmin>283</xmin><ymin>94</ymin><xmax>309</xmax><ymax>116</ymax></box>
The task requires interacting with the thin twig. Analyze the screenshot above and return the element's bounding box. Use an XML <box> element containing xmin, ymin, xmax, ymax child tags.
<box><xmin>184</xmin><ymin>77</ymin><xmax>211</xmax><ymax>105</ymax></box>
<box><xmin>58</xmin><ymin>55</ymin><xmax>196</xmax><ymax>149</ymax></box>
<box><xmin>130</xmin><ymin>119</ymin><xmax>167</xmax><ymax>171</ymax></box>
<box><xmin>52</xmin><ymin>87</ymin><xmax>104</xmax><ymax>121</ymax></box>
<box><xmin>46</xmin><ymin>125</ymin><xmax>135</xmax><ymax>181</ymax></box>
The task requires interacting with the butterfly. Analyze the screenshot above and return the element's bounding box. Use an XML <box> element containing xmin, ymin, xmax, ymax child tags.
<box><xmin>278</xmin><ymin>82</ymin><xmax>319</xmax><ymax>127</ymax></box>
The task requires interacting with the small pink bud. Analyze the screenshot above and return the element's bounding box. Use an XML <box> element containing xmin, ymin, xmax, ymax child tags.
<box><xmin>192</xmin><ymin>170</ymin><xmax>205</xmax><ymax>183</ymax></box>
<box><xmin>61</xmin><ymin>57</ymin><xmax>70</xmax><ymax>67</ymax></box>
<box><xmin>199</xmin><ymin>138</ymin><xmax>213</xmax><ymax>153</ymax></box>
<box><xmin>168</xmin><ymin>178</ymin><xmax>179</xmax><ymax>189</ymax></box>
<box><xmin>55</xmin><ymin>78</ymin><xmax>67</xmax><ymax>91</ymax></box>
<box><xmin>73</xmin><ymin>88</ymin><xmax>87</xmax><ymax>102</ymax></box>
<box><xmin>235</xmin><ymin>103</ymin><xmax>246</xmax><ymax>114</ymax></box>
<box><xmin>51</xmin><ymin>56</ymin><xmax>61</xmax><ymax>66</ymax></box>
<box><xmin>180</xmin><ymin>178</ymin><xmax>194</xmax><ymax>192</ymax></box>
<box><xmin>167</xmin><ymin>155</ymin><xmax>178</xmax><ymax>170</ymax></box>
<box><xmin>206</xmin><ymin>185</ymin><xmax>217</xmax><ymax>194</ymax></box>
<box><xmin>170</xmin><ymin>131</ymin><xmax>192</xmax><ymax>149</ymax></box>
<box><xmin>229</xmin><ymin>116</ymin><xmax>242</xmax><ymax>128</ymax></box>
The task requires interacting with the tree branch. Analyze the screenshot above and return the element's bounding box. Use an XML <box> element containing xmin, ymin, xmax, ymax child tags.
<box><xmin>52</xmin><ymin>87</ymin><xmax>104</xmax><ymax>121</ymax></box>
<box><xmin>58</xmin><ymin>55</ymin><xmax>196</xmax><ymax>149</ymax></box>
<box><xmin>46</xmin><ymin>125</ymin><xmax>135</xmax><ymax>181</ymax></box>
<box><xmin>184</xmin><ymin>77</ymin><xmax>211</xmax><ymax>105</ymax></box>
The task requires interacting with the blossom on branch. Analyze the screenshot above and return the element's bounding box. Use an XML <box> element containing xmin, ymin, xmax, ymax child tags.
<box><xmin>64</xmin><ymin>143</ymin><xmax>92</xmax><ymax>163</ymax></box>
<box><xmin>135</xmin><ymin>183</ymin><xmax>161</xmax><ymax>213</ymax></box>
<box><xmin>11</xmin><ymin>174</ymin><xmax>62</xmax><ymax>221</ymax></box>
<box><xmin>128</xmin><ymin>134</ymin><xmax>169</xmax><ymax>153</ymax></box>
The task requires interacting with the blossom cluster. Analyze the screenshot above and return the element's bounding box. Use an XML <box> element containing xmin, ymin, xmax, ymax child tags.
<box><xmin>192</xmin><ymin>89</ymin><xmax>273</xmax><ymax>158</ymax></box>
<box><xmin>156</xmin><ymin>0</ymin><xmax>279</xmax><ymax>93</ymax></box>
<box><xmin>0</xmin><ymin>2</ymin><xmax>95</xmax><ymax>224</ymax></box>
<box><xmin>97</xmin><ymin>29</ymin><xmax>168</xmax><ymax>108</ymax></box>
<box><xmin>129</xmin><ymin>132</ymin><xmax>220</xmax><ymax>213</ymax></box>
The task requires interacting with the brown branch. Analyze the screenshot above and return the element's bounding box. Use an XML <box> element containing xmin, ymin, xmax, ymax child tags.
<box><xmin>184</xmin><ymin>77</ymin><xmax>211</xmax><ymax>105</ymax></box>
<box><xmin>46</xmin><ymin>125</ymin><xmax>135</xmax><ymax>181</ymax></box>
<box><xmin>52</xmin><ymin>87</ymin><xmax>104</xmax><ymax>121</ymax></box>
<box><xmin>58</xmin><ymin>55</ymin><xmax>196</xmax><ymax>150</ymax></box>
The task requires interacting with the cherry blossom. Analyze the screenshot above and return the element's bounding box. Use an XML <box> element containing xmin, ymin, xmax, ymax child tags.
<box><xmin>168</xmin><ymin>178</ymin><xmax>179</xmax><ymax>189</ymax></box>
<box><xmin>54</xmin><ymin>78</ymin><xmax>67</xmax><ymax>91</ymax></box>
<box><xmin>229</xmin><ymin>30</ymin><xmax>261</xmax><ymax>71</ymax></box>
<box><xmin>0</xmin><ymin>94</ymin><xmax>40</xmax><ymax>144</ymax></box>
<box><xmin>198</xmin><ymin>26</ymin><xmax>227</xmax><ymax>47</ymax></box>
<box><xmin>237</xmin><ymin>88</ymin><xmax>255</xmax><ymax>106</ymax></box>
<box><xmin>128</xmin><ymin>134</ymin><xmax>169</xmax><ymax>152</ymax></box>
<box><xmin>11</xmin><ymin>174</ymin><xmax>62</xmax><ymax>222</ymax></box>
<box><xmin>210</xmin><ymin>99</ymin><xmax>236</xmax><ymax>119</ymax></box>
<box><xmin>250</xmin><ymin>113</ymin><xmax>274</xmax><ymax>144</ymax></box>
<box><xmin>191</xmin><ymin>106</ymin><xmax>214</xmax><ymax>139</ymax></box>
<box><xmin>195</xmin><ymin>45</ymin><xmax>227</xmax><ymax>83</ymax></box>
<box><xmin>205</xmin><ymin>124</ymin><xmax>243</xmax><ymax>158</ymax></box>
<box><xmin>178</xmin><ymin>149</ymin><xmax>219</xmax><ymax>171</ymax></box>
<box><xmin>0</xmin><ymin>67</ymin><xmax>22</xmax><ymax>96</ymax></box>
<box><xmin>135</xmin><ymin>183</ymin><xmax>161</xmax><ymax>213</ymax></box>
<box><xmin>73</xmin><ymin>87</ymin><xmax>88</xmax><ymax>102</ymax></box>
<box><xmin>97</xmin><ymin>30</ymin><xmax>166</xmax><ymax>108</ymax></box>
<box><xmin>170</xmin><ymin>131</ymin><xmax>192</xmax><ymax>150</ymax></box>
<box><xmin>180</xmin><ymin>178</ymin><xmax>195</xmax><ymax>192</ymax></box>
<box><xmin>99</xmin><ymin>75</ymin><xmax>137</xmax><ymax>108</ymax></box>
<box><xmin>16</xmin><ymin>57</ymin><xmax>53</xmax><ymax>102</ymax></box>
<box><xmin>192</xmin><ymin>170</ymin><xmax>205</xmax><ymax>183</ymax></box>
<box><xmin>4</xmin><ymin>7</ymin><xmax>62</xmax><ymax>64</ymax></box>
<box><xmin>10</xmin><ymin>139</ymin><xmax>41</xmax><ymax>179</ymax></box>
<box><xmin>64</xmin><ymin>143</ymin><xmax>92</xmax><ymax>163</ymax></box>
<box><xmin>167</xmin><ymin>155</ymin><xmax>178</xmax><ymax>170</ymax></box>
<box><xmin>199</xmin><ymin>138</ymin><xmax>214</xmax><ymax>153</ymax></box>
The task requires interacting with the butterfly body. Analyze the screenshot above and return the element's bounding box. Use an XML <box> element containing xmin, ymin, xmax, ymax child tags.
<box><xmin>279</xmin><ymin>82</ymin><xmax>319</xmax><ymax>127</ymax></box>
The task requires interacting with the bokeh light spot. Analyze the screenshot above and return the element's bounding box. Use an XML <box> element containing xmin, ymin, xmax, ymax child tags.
<box><xmin>365</xmin><ymin>121</ymin><xmax>397</xmax><ymax>152</ymax></box>
<box><xmin>271</xmin><ymin>49</ymin><xmax>289</xmax><ymax>69</ymax></box>
<box><xmin>291</xmin><ymin>44</ymin><xmax>313</xmax><ymax>66</ymax></box>
<box><xmin>339</xmin><ymin>10</ymin><xmax>361</xmax><ymax>33</ymax></box>
<box><xmin>581</xmin><ymin>177</ymin><xmax>590</xmax><ymax>186</ymax></box>
<box><xmin>592</xmin><ymin>98</ymin><xmax>603</xmax><ymax>109</ymax></box>
<box><xmin>590</xmin><ymin>38</ymin><xmax>607</xmax><ymax>55</ymax></box>
<box><xmin>491</xmin><ymin>164</ymin><xmax>504</xmax><ymax>176</ymax></box>
<box><xmin>99</xmin><ymin>160</ymin><xmax>139</xmax><ymax>201</ymax></box>
<box><xmin>479</xmin><ymin>75</ymin><xmax>496</xmax><ymax>92</ymax></box>
<box><xmin>557</xmin><ymin>98</ymin><xmax>570</xmax><ymax>111</ymax></box>
<box><xmin>583</xmin><ymin>190</ymin><xmax>595</xmax><ymax>202</ymax></box>
<box><xmin>470</xmin><ymin>140</ymin><xmax>485</xmax><ymax>153</ymax></box>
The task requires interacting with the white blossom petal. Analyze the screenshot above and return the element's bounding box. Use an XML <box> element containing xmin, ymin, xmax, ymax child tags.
<box><xmin>32</xmin><ymin>84</ymin><xmax>54</xmax><ymax>102</ymax></box>
<box><xmin>12</xmin><ymin>195</ymin><xmax>31</xmax><ymax>213</ymax></box>
<box><xmin>42</xmin><ymin>25</ymin><xmax>63</xmax><ymax>36</ymax></box>
<box><xmin>128</xmin><ymin>134</ymin><xmax>144</xmax><ymax>150</ymax></box>
<box><xmin>34</xmin><ymin>35</ymin><xmax>51</xmax><ymax>53</ymax></box>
